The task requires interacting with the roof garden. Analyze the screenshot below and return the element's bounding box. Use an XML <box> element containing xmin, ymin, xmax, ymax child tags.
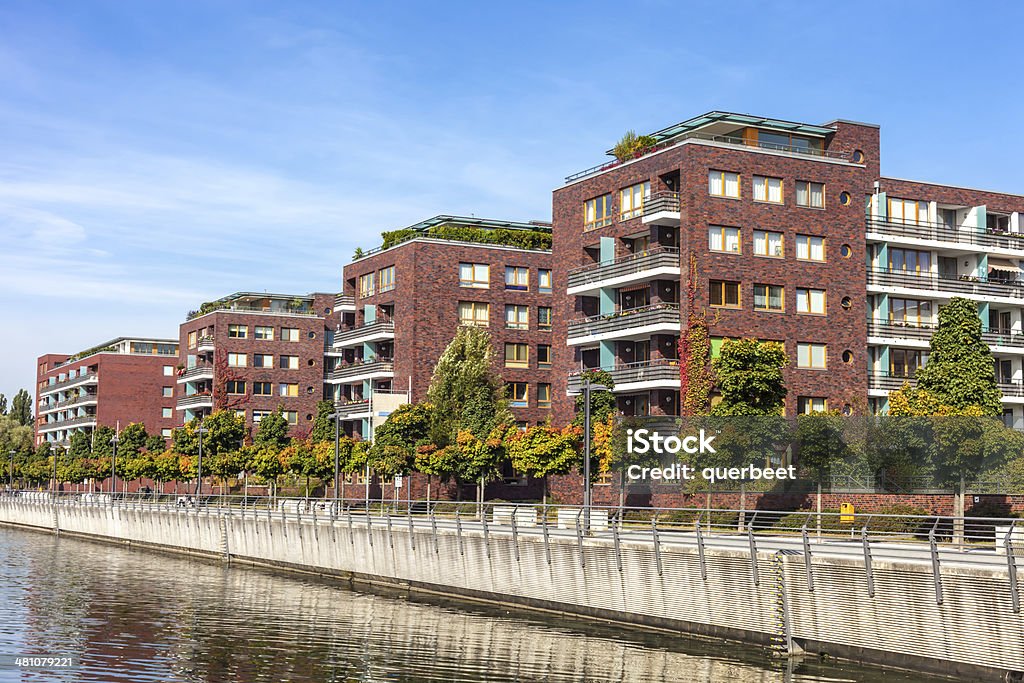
<box><xmin>187</xmin><ymin>292</ymin><xmax>317</xmax><ymax>320</ymax></box>
<box><xmin>58</xmin><ymin>337</ymin><xmax>179</xmax><ymax>365</ymax></box>
<box><xmin>354</xmin><ymin>215</ymin><xmax>552</xmax><ymax>260</ymax></box>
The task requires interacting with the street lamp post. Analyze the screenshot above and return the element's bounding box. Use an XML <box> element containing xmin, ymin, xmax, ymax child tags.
<box><xmin>581</xmin><ymin>376</ymin><xmax>610</xmax><ymax>534</ymax></box>
<box><xmin>8</xmin><ymin>449</ymin><xmax>14</xmax><ymax>491</ymax></box>
<box><xmin>195</xmin><ymin>421</ymin><xmax>209</xmax><ymax>497</ymax></box>
<box><xmin>110</xmin><ymin>432</ymin><xmax>119</xmax><ymax>502</ymax></box>
<box><xmin>328</xmin><ymin>411</ymin><xmax>340</xmax><ymax>514</ymax></box>
<box><xmin>52</xmin><ymin>442</ymin><xmax>58</xmax><ymax>499</ymax></box>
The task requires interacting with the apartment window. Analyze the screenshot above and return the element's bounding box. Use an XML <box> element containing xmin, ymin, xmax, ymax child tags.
<box><xmin>228</xmin><ymin>324</ymin><xmax>247</xmax><ymax>339</ymax></box>
<box><xmin>162</xmin><ymin>386</ymin><xmax>173</xmax><ymax>398</ymax></box>
<box><xmin>797</xmin><ymin>397</ymin><xmax>828</xmax><ymax>414</ymax></box>
<box><xmin>709</xmin><ymin>280</ymin><xmax>741</xmax><ymax>308</ymax></box>
<box><xmin>753</xmin><ymin>230</ymin><xmax>784</xmax><ymax>258</ymax></box>
<box><xmin>584</xmin><ymin>193</ymin><xmax>613</xmax><ymax>230</ymax></box>
<box><xmin>227</xmin><ymin>353</ymin><xmax>247</xmax><ymax>367</ymax></box>
<box><xmin>619</xmin><ymin>181</ymin><xmax>650</xmax><ymax>219</ymax></box>
<box><xmin>187</xmin><ymin>331</ymin><xmax>197</xmax><ymax>349</ymax></box>
<box><xmin>538</xmin><ymin>269</ymin><xmax>552</xmax><ymax>294</ymax></box>
<box><xmin>459</xmin><ymin>262</ymin><xmax>490</xmax><ymax>288</ymax></box>
<box><xmin>753</xmin><ymin>175</ymin><xmax>783</xmax><ymax>204</ymax></box>
<box><xmin>279</xmin><ymin>383</ymin><xmax>299</xmax><ymax>397</ymax></box>
<box><xmin>253</xmin><ymin>353</ymin><xmax>273</xmax><ymax>368</ymax></box>
<box><xmin>889</xmin><ymin>197</ymin><xmax>929</xmax><ymax>225</ymax></box>
<box><xmin>234</xmin><ymin>410</ymin><xmax>246</xmax><ymax>419</ymax></box>
<box><xmin>508</xmin><ymin>382</ymin><xmax>529</xmax><ymax>407</ymax></box>
<box><xmin>226</xmin><ymin>380</ymin><xmax>246</xmax><ymax>395</ymax></box>
<box><xmin>795</xmin><ymin>235</ymin><xmax>826</xmax><ymax>262</ymax></box>
<box><xmin>505</xmin><ymin>343</ymin><xmax>529</xmax><ymax>368</ymax></box>
<box><xmin>796</xmin><ymin>288</ymin><xmax>826</xmax><ymax>315</ymax></box>
<box><xmin>538</xmin><ymin>307</ymin><xmax>552</xmax><ymax>331</ymax></box>
<box><xmin>891</xmin><ymin>349</ymin><xmax>925</xmax><ymax>378</ymax></box>
<box><xmin>708</xmin><ymin>226</ymin><xmax>741</xmax><ymax>253</ymax></box>
<box><xmin>378</xmin><ymin>265</ymin><xmax>396</xmax><ymax>293</ymax></box>
<box><xmin>797</xmin><ymin>343</ymin><xmax>827</xmax><ymax>369</ymax></box>
<box><xmin>505</xmin><ymin>266</ymin><xmax>529</xmax><ymax>291</ymax></box>
<box><xmin>505</xmin><ymin>305</ymin><xmax>529</xmax><ymax>330</ymax></box>
<box><xmin>889</xmin><ymin>248</ymin><xmax>931</xmax><ymax>274</ymax></box>
<box><xmin>252</xmin><ymin>410</ymin><xmax>271</xmax><ymax>423</ymax></box>
<box><xmin>538</xmin><ymin>344</ymin><xmax>552</xmax><ymax>368</ymax></box>
<box><xmin>281</xmin><ymin>327</ymin><xmax>300</xmax><ymax>342</ymax></box>
<box><xmin>754</xmin><ymin>284</ymin><xmax>784</xmax><ymax>312</ymax></box>
<box><xmin>890</xmin><ymin>298</ymin><xmax>932</xmax><ymax>325</ymax></box>
<box><xmin>283</xmin><ymin>411</ymin><xmax>298</xmax><ymax>426</ymax></box>
<box><xmin>162</xmin><ymin>408</ymin><xmax>173</xmax><ymax>418</ymax></box>
<box><xmin>795</xmin><ymin>181</ymin><xmax>825</xmax><ymax>208</ymax></box>
<box><xmin>279</xmin><ymin>355</ymin><xmax>299</xmax><ymax>369</ymax></box>
<box><xmin>253</xmin><ymin>382</ymin><xmax>272</xmax><ymax>396</ymax></box>
<box><xmin>708</xmin><ymin>170</ymin><xmax>740</xmax><ymax>198</ymax></box>
<box><xmin>538</xmin><ymin>383</ymin><xmax>552</xmax><ymax>408</ymax></box>
<box><xmin>161</xmin><ymin>428</ymin><xmax>171</xmax><ymax>438</ymax></box>
<box><xmin>253</xmin><ymin>325</ymin><xmax>274</xmax><ymax>340</ymax></box>
<box><xmin>458</xmin><ymin>301</ymin><xmax>490</xmax><ymax>327</ymax></box>
<box><xmin>162</xmin><ymin>365</ymin><xmax>174</xmax><ymax>376</ymax></box>
<box><xmin>359</xmin><ymin>273</ymin><xmax>375</xmax><ymax>298</ymax></box>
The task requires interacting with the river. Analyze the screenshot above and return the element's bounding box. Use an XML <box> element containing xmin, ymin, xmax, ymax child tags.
<box><xmin>0</xmin><ymin>526</ymin><xmax>946</xmax><ymax>682</ymax></box>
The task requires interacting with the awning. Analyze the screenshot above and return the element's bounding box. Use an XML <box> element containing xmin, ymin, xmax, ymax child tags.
<box><xmin>989</xmin><ymin>258</ymin><xmax>1023</xmax><ymax>274</ymax></box>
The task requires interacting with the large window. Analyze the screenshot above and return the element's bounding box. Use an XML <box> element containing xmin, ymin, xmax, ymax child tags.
<box><xmin>795</xmin><ymin>235</ymin><xmax>825</xmax><ymax>262</ymax></box>
<box><xmin>795</xmin><ymin>181</ymin><xmax>825</xmax><ymax>208</ymax></box>
<box><xmin>709</xmin><ymin>280</ymin><xmax>741</xmax><ymax>308</ymax></box>
<box><xmin>254</xmin><ymin>325</ymin><xmax>274</xmax><ymax>340</ymax></box>
<box><xmin>797</xmin><ymin>343</ymin><xmax>827</xmax><ymax>369</ymax></box>
<box><xmin>507</xmin><ymin>382</ymin><xmax>529</xmax><ymax>407</ymax></box>
<box><xmin>753</xmin><ymin>175</ymin><xmax>783</xmax><ymax>204</ymax></box>
<box><xmin>358</xmin><ymin>273</ymin><xmax>375</xmax><ymax>298</ymax></box>
<box><xmin>505</xmin><ymin>266</ymin><xmax>529</xmax><ymax>291</ymax></box>
<box><xmin>378</xmin><ymin>266</ymin><xmax>396</xmax><ymax>293</ymax></box>
<box><xmin>187</xmin><ymin>331</ymin><xmax>197</xmax><ymax>349</ymax></box>
<box><xmin>889</xmin><ymin>197</ymin><xmax>928</xmax><ymax>225</ymax></box>
<box><xmin>227</xmin><ymin>353</ymin><xmax>247</xmax><ymax>367</ymax></box>
<box><xmin>228</xmin><ymin>324</ymin><xmax>247</xmax><ymax>339</ymax></box>
<box><xmin>753</xmin><ymin>230</ymin><xmax>784</xmax><ymax>258</ymax></box>
<box><xmin>708</xmin><ymin>226</ymin><xmax>741</xmax><ymax>253</ymax></box>
<box><xmin>226</xmin><ymin>380</ymin><xmax>246</xmax><ymax>395</ymax></box>
<box><xmin>253</xmin><ymin>382</ymin><xmax>272</xmax><ymax>396</ymax></box>
<box><xmin>537</xmin><ymin>344</ymin><xmax>552</xmax><ymax>368</ymax></box>
<box><xmin>538</xmin><ymin>307</ymin><xmax>552</xmax><ymax>331</ymax></box>
<box><xmin>281</xmin><ymin>327</ymin><xmax>300</xmax><ymax>342</ymax></box>
<box><xmin>797</xmin><ymin>397</ymin><xmax>828</xmax><ymax>414</ymax></box>
<box><xmin>619</xmin><ymin>181</ymin><xmax>650</xmax><ymax>219</ymax></box>
<box><xmin>537</xmin><ymin>383</ymin><xmax>552</xmax><ymax>408</ymax></box>
<box><xmin>889</xmin><ymin>248</ymin><xmax>932</xmax><ymax>273</ymax></box>
<box><xmin>889</xmin><ymin>298</ymin><xmax>932</xmax><ymax>325</ymax></box>
<box><xmin>459</xmin><ymin>263</ymin><xmax>490</xmax><ymax>288</ymax></box>
<box><xmin>505</xmin><ymin>343</ymin><xmax>529</xmax><ymax>368</ymax></box>
<box><xmin>279</xmin><ymin>355</ymin><xmax>299</xmax><ymax>369</ymax></box>
<box><xmin>584</xmin><ymin>194</ymin><xmax>613</xmax><ymax>230</ymax></box>
<box><xmin>458</xmin><ymin>301</ymin><xmax>489</xmax><ymax>327</ymax></box>
<box><xmin>796</xmin><ymin>288</ymin><xmax>826</xmax><ymax>315</ymax></box>
<box><xmin>279</xmin><ymin>383</ymin><xmax>299</xmax><ymax>397</ymax></box>
<box><xmin>253</xmin><ymin>353</ymin><xmax>273</xmax><ymax>368</ymax></box>
<box><xmin>891</xmin><ymin>349</ymin><xmax>925</xmax><ymax>378</ymax></box>
<box><xmin>505</xmin><ymin>304</ymin><xmax>529</xmax><ymax>330</ymax></box>
<box><xmin>538</xmin><ymin>269</ymin><xmax>552</xmax><ymax>294</ymax></box>
<box><xmin>708</xmin><ymin>170</ymin><xmax>740</xmax><ymax>198</ymax></box>
<box><xmin>754</xmin><ymin>284</ymin><xmax>784</xmax><ymax>311</ymax></box>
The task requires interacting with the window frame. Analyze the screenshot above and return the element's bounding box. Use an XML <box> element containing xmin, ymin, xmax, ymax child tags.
<box><xmin>504</xmin><ymin>342</ymin><xmax>530</xmax><ymax>368</ymax></box>
<box><xmin>378</xmin><ymin>265</ymin><xmax>396</xmax><ymax>293</ymax></box>
<box><xmin>508</xmin><ymin>382</ymin><xmax>529</xmax><ymax>407</ymax></box>
<box><xmin>226</xmin><ymin>380</ymin><xmax>246</xmax><ymax>395</ymax></box>
<box><xmin>227</xmin><ymin>353</ymin><xmax>247</xmax><ymax>368</ymax></box>
<box><xmin>795</xmin><ymin>180</ymin><xmax>825</xmax><ymax>209</ymax></box>
<box><xmin>504</xmin><ymin>266</ymin><xmax>529</xmax><ymax>291</ymax></box>
<box><xmin>753</xmin><ymin>175</ymin><xmax>784</xmax><ymax>204</ymax></box>
<box><xmin>708</xmin><ymin>170</ymin><xmax>741</xmax><ymax>199</ymax></box>
<box><xmin>619</xmin><ymin>181</ymin><xmax>651</xmax><ymax>219</ymax></box>
<box><xmin>795</xmin><ymin>234</ymin><xmax>826</xmax><ymax>262</ymax></box>
<box><xmin>797</xmin><ymin>343</ymin><xmax>827</xmax><ymax>369</ymax></box>
<box><xmin>753</xmin><ymin>283</ymin><xmax>785</xmax><ymax>312</ymax></box>
<box><xmin>709</xmin><ymin>280</ymin><xmax>741</xmax><ymax>308</ymax></box>
<box><xmin>457</xmin><ymin>301</ymin><xmax>490</xmax><ymax>327</ymax></box>
<box><xmin>254</xmin><ymin>325</ymin><xmax>274</xmax><ymax>340</ymax></box>
<box><xmin>537</xmin><ymin>344</ymin><xmax>552</xmax><ymax>368</ymax></box>
<box><xmin>279</xmin><ymin>355</ymin><xmax>299</xmax><ymax>370</ymax></box>
<box><xmin>537</xmin><ymin>383</ymin><xmax>552</xmax><ymax>408</ymax></box>
<box><xmin>796</xmin><ymin>288</ymin><xmax>827</xmax><ymax>315</ymax></box>
<box><xmin>538</xmin><ymin>306</ymin><xmax>552</xmax><ymax>331</ymax></box>
<box><xmin>708</xmin><ymin>225</ymin><xmax>741</xmax><ymax>254</ymax></box>
<box><xmin>253</xmin><ymin>381</ymin><xmax>273</xmax><ymax>396</ymax></box>
<box><xmin>753</xmin><ymin>230</ymin><xmax>784</xmax><ymax>258</ymax></box>
<box><xmin>358</xmin><ymin>273</ymin><xmax>376</xmax><ymax>298</ymax></box>
<box><xmin>584</xmin><ymin>193</ymin><xmax>613</xmax><ymax>230</ymax></box>
<box><xmin>228</xmin><ymin>324</ymin><xmax>248</xmax><ymax>339</ymax></box>
<box><xmin>505</xmin><ymin>304</ymin><xmax>530</xmax><ymax>330</ymax></box>
<box><xmin>459</xmin><ymin>262</ymin><xmax>490</xmax><ymax>289</ymax></box>
<box><xmin>538</xmin><ymin>269</ymin><xmax>552</xmax><ymax>294</ymax></box>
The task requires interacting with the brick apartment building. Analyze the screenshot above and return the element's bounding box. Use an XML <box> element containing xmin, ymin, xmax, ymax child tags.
<box><xmin>328</xmin><ymin>215</ymin><xmax>555</xmax><ymax>439</ymax></box>
<box><xmin>176</xmin><ymin>292</ymin><xmax>339</xmax><ymax>434</ymax></box>
<box><xmin>35</xmin><ymin>337</ymin><xmax>181</xmax><ymax>446</ymax></box>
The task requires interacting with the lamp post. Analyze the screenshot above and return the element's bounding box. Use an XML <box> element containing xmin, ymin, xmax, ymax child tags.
<box><xmin>52</xmin><ymin>441</ymin><xmax>58</xmax><ymax>499</ymax></box>
<box><xmin>8</xmin><ymin>449</ymin><xmax>14</xmax><ymax>491</ymax></box>
<box><xmin>110</xmin><ymin>432</ymin><xmax>119</xmax><ymax>502</ymax></box>
<box><xmin>328</xmin><ymin>411</ymin><xmax>341</xmax><ymax>514</ymax></box>
<box><xmin>581</xmin><ymin>376</ymin><xmax>610</xmax><ymax>534</ymax></box>
<box><xmin>195</xmin><ymin>421</ymin><xmax>209</xmax><ymax>497</ymax></box>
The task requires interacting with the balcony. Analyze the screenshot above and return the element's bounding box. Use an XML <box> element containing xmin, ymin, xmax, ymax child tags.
<box><xmin>568</xmin><ymin>359</ymin><xmax>681</xmax><ymax>394</ymax></box>
<box><xmin>176</xmin><ymin>393</ymin><xmax>214</xmax><ymax>410</ymax></box>
<box><xmin>326</xmin><ymin>359</ymin><xmax>395</xmax><ymax>383</ymax></box>
<box><xmin>40</xmin><ymin>371</ymin><xmax>98</xmax><ymax>396</ymax></box>
<box><xmin>868</xmin><ymin>320</ymin><xmax>1024</xmax><ymax>350</ymax></box>
<box><xmin>335</xmin><ymin>294</ymin><xmax>356</xmax><ymax>312</ymax></box>
<box><xmin>332</xmin><ymin>320</ymin><xmax>396</xmax><ymax>349</ymax></box>
<box><xmin>567</xmin><ymin>303</ymin><xmax>681</xmax><ymax>345</ymax></box>
<box><xmin>868</xmin><ymin>372</ymin><xmax>917</xmax><ymax>393</ymax></box>
<box><xmin>867</xmin><ymin>217</ymin><xmax>1024</xmax><ymax>252</ymax></box>
<box><xmin>39</xmin><ymin>393</ymin><xmax>98</xmax><ymax>415</ymax></box>
<box><xmin>867</xmin><ymin>268</ymin><xmax>1024</xmax><ymax>301</ymax></box>
<box><xmin>176</xmin><ymin>365</ymin><xmax>214</xmax><ymax>384</ymax></box>
<box><xmin>39</xmin><ymin>414</ymin><xmax>98</xmax><ymax>432</ymax></box>
<box><xmin>567</xmin><ymin>246</ymin><xmax>681</xmax><ymax>296</ymax></box>
<box><xmin>332</xmin><ymin>398</ymin><xmax>371</xmax><ymax>419</ymax></box>
<box><xmin>196</xmin><ymin>336</ymin><xmax>215</xmax><ymax>353</ymax></box>
<box><xmin>641</xmin><ymin>192</ymin><xmax>681</xmax><ymax>226</ymax></box>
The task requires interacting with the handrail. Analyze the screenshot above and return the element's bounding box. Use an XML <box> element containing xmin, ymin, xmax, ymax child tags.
<box><xmin>568</xmin><ymin>245</ymin><xmax>680</xmax><ymax>276</ymax></box>
<box><xmin>568</xmin><ymin>302</ymin><xmax>681</xmax><ymax>327</ymax></box>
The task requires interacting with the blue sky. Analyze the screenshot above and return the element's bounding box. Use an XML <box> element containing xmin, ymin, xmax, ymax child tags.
<box><xmin>3</xmin><ymin>0</ymin><xmax>1024</xmax><ymax>397</ymax></box>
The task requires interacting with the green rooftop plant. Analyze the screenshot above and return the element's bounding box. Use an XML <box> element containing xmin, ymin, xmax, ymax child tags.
<box><xmin>612</xmin><ymin>130</ymin><xmax>657</xmax><ymax>162</ymax></box>
<box><xmin>379</xmin><ymin>224</ymin><xmax>551</xmax><ymax>251</ymax></box>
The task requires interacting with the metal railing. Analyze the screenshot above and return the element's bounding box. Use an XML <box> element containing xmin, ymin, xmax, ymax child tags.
<box><xmin>867</xmin><ymin>217</ymin><xmax>1024</xmax><ymax>251</ymax></box>
<box><xmin>41</xmin><ymin>393</ymin><xmax>98</xmax><ymax>412</ymax></box>
<box><xmin>868</xmin><ymin>320</ymin><xmax>1024</xmax><ymax>348</ymax></box>
<box><xmin>327</xmin><ymin>359</ymin><xmax>395</xmax><ymax>382</ymax></box>
<box><xmin>196</xmin><ymin>335</ymin><xmax>215</xmax><ymax>351</ymax></box>
<box><xmin>176</xmin><ymin>393</ymin><xmax>213</xmax><ymax>408</ymax></box>
<box><xmin>567</xmin><ymin>245</ymin><xmax>680</xmax><ymax>290</ymax></box>
<box><xmin>39</xmin><ymin>415</ymin><xmax>97</xmax><ymax>429</ymax></box>
<box><xmin>867</xmin><ymin>268</ymin><xmax>1024</xmax><ymax>299</ymax></box>
<box><xmin>568</xmin><ymin>359</ymin><xmax>680</xmax><ymax>393</ymax></box>
<box><xmin>332</xmin><ymin>398</ymin><xmax>371</xmax><ymax>418</ymax></box>
<box><xmin>640</xmin><ymin>191</ymin><xmax>680</xmax><ymax>216</ymax></box>
<box><xmin>870</xmin><ymin>371</ymin><xmax>1024</xmax><ymax>397</ymax></box>
<box><xmin>41</xmin><ymin>371</ymin><xmax>98</xmax><ymax>394</ymax></box>
<box><xmin>335</xmin><ymin>294</ymin><xmax>355</xmax><ymax>309</ymax></box>
<box><xmin>332</xmin><ymin>320</ymin><xmax>396</xmax><ymax>347</ymax></box>
<box><xmin>178</xmin><ymin>365</ymin><xmax>214</xmax><ymax>381</ymax></box>
<box><xmin>568</xmin><ymin>303</ymin><xmax>681</xmax><ymax>340</ymax></box>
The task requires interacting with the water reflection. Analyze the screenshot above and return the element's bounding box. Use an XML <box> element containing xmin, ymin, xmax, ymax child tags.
<box><xmin>0</xmin><ymin>528</ymin><xmax>940</xmax><ymax>682</ymax></box>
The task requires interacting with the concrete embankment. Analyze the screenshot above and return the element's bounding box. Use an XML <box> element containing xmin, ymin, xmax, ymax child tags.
<box><xmin>1</xmin><ymin>498</ymin><xmax>1021</xmax><ymax>681</ymax></box>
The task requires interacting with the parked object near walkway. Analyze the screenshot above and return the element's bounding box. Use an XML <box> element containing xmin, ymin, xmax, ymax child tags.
<box><xmin>491</xmin><ymin>506</ymin><xmax>538</xmax><ymax>527</ymax></box>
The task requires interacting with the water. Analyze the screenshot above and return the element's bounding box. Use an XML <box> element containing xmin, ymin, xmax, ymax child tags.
<box><xmin>0</xmin><ymin>527</ymin><xmax>946</xmax><ymax>682</ymax></box>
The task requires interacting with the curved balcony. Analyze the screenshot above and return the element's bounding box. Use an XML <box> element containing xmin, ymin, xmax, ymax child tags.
<box><xmin>332</xmin><ymin>398</ymin><xmax>371</xmax><ymax>420</ymax></box>
<box><xmin>332</xmin><ymin>320</ymin><xmax>396</xmax><ymax>349</ymax></box>
<box><xmin>866</xmin><ymin>218</ymin><xmax>1024</xmax><ymax>253</ymax></box>
<box><xmin>334</xmin><ymin>294</ymin><xmax>356</xmax><ymax>312</ymax></box>
<box><xmin>568</xmin><ymin>359</ymin><xmax>681</xmax><ymax>394</ymax></box>
<box><xmin>176</xmin><ymin>365</ymin><xmax>214</xmax><ymax>384</ymax></box>
<box><xmin>176</xmin><ymin>393</ymin><xmax>214</xmax><ymax>410</ymax></box>
<box><xmin>196</xmin><ymin>336</ymin><xmax>215</xmax><ymax>353</ymax></box>
<box><xmin>326</xmin><ymin>359</ymin><xmax>395</xmax><ymax>384</ymax></box>
<box><xmin>39</xmin><ymin>371</ymin><xmax>98</xmax><ymax>396</ymax></box>
<box><xmin>641</xmin><ymin>192</ymin><xmax>681</xmax><ymax>226</ymax></box>
<box><xmin>567</xmin><ymin>246</ymin><xmax>680</xmax><ymax>296</ymax></box>
<box><xmin>567</xmin><ymin>303</ymin><xmax>681</xmax><ymax>345</ymax></box>
<box><xmin>867</xmin><ymin>268</ymin><xmax>1024</xmax><ymax>302</ymax></box>
<box><xmin>868</xmin><ymin>320</ymin><xmax>1024</xmax><ymax>351</ymax></box>
<box><xmin>38</xmin><ymin>414</ymin><xmax>98</xmax><ymax>432</ymax></box>
<box><xmin>39</xmin><ymin>393</ymin><xmax>98</xmax><ymax>415</ymax></box>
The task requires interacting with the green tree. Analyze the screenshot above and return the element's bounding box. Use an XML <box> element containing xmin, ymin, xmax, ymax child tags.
<box><xmin>92</xmin><ymin>425</ymin><xmax>117</xmax><ymax>460</ymax></box>
<box><xmin>68</xmin><ymin>431</ymin><xmax>91</xmax><ymax>461</ymax></box>
<box><xmin>253</xmin><ymin>408</ymin><xmax>291</xmax><ymax>452</ymax></box>
<box><xmin>118</xmin><ymin>423</ymin><xmax>150</xmax><ymax>460</ymax></box>
<box><xmin>251</xmin><ymin>446</ymin><xmax>287</xmax><ymax>498</ymax></box>
<box><xmin>173</xmin><ymin>411</ymin><xmax>246</xmax><ymax>458</ymax></box>
<box><xmin>144</xmin><ymin>433</ymin><xmax>168</xmax><ymax>454</ymax></box>
<box><xmin>911</xmin><ymin>296</ymin><xmax>1002</xmax><ymax>415</ymax></box>
<box><xmin>308</xmin><ymin>400</ymin><xmax>336</xmax><ymax>444</ymax></box>
<box><xmin>711</xmin><ymin>339</ymin><xmax>788</xmax><ymax>415</ymax></box>
<box><xmin>506</xmin><ymin>425</ymin><xmax>581</xmax><ymax>503</ymax></box>
<box><xmin>0</xmin><ymin>393</ymin><xmax>7</xmax><ymax>414</ymax></box>
<box><xmin>9</xmin><ymin>389</ymin><xmax>32</xmax><ymax>426</ymax></box>
<box><xmin>370</xmin><ymin>403</ymin><xmax>433</xmax><ymax>477</ymax></box>
<box><xmin>427</xmin><ymin>326</ymin><xmax>511</xmax><ymax>446</ymax></box>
